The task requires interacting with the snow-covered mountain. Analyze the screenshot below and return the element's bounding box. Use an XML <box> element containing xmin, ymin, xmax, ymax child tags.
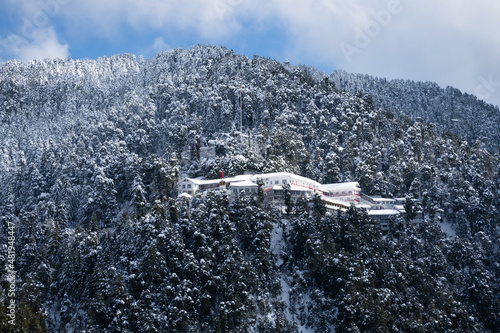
<box><xmin>331</xmin><ymin>70</ymin><xmax>500</xmax><ymax>151</ymax></box>
<box><xmin>0</xmin><ymin>45</ymin><xmax>498</xmax><ymax>332</ymax></box>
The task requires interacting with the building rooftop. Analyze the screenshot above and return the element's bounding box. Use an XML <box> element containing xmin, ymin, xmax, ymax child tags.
<box><xmin>367</xmin><ymin>209</ymin><xmax>400</xmax><ymax>216</ymax></box>
<box><xmin>371</xmin><ymin>197</ymin><xmax>396</xmax><ymax>202</ymax></box>
<box><xmin>322</xmin><ymin>182</ymin><xmax>360</xmax><ymax>192</ymax></box>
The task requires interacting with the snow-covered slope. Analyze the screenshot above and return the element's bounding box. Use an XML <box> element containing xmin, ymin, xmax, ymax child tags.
<box><xmin>0</xmin><ymin>45</ymin><xmax>498</xmax><ymax>332</ymax></box>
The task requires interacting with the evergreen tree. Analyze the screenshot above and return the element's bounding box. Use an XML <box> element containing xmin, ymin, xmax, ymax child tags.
<box><xmin>283</xmin><ymin>183</ymin><xmax>292</xmax><ymax>215</ymax></box>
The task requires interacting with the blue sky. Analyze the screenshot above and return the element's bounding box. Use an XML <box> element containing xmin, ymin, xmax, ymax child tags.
<box><xmin>1</xmin><ymin>0</ymin><xmax>500</xmax><ymax>106</ymax></box>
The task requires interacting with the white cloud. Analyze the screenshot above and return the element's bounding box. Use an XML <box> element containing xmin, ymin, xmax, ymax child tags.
<box><xmin>152</xmin><ymin>37</ymin><xmax>170</xmax><ymax>53</ymax></box>
<box><xmin>1</xmin><ymin>27</ymin><xmax>69</xmax><ymax>62</ymax></box>
<box><xmin>58</xmin><ymin>0</ymin><xmax>245</xmax><ymax>38</ymax></box>
<box><xmin>247</xmin><ymin>0</ymin><xmax>500</xmax><ymax>105</ymax></box>
<box><xmin>139</xmin><ymin>37</ymin><xmax>171</xmax><ymax>58</ymax></box>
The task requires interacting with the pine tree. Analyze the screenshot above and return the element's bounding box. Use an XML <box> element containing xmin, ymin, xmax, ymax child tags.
<box><xmin>131</xmin><ymin>173</ymin><xmax>147</xmax><ymax>219</ymax></box>
<box><xmin>283</xmin><ymin>183</ymin><xmax>292</xmax><ymax>215</ymax></box>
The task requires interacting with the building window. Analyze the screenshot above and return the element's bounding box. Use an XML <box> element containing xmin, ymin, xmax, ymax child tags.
<box><xmin>275</xmin><ymin>180</ymin><xmax>279</xmax><ymax>184</ymax></box>
<box><xmin>187</xmin><ymin>184</ymin><xmax>192</xmax><ymax>189</ymax></box>
<box><xmin>182</xmin><ymin>185</ymin><xmax>186</xmax><ymax>189</ymax></box>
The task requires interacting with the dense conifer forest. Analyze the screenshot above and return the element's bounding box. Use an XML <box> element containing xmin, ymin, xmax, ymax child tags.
<box><xmin>0</xmin><ymin>45</ymin><xmax>498</xmax><ymax>332</ymax></box>
<box><xmin>330</xmin><ymin>70</ymin><xmax>500</xmax><ymax>152</ymax></box>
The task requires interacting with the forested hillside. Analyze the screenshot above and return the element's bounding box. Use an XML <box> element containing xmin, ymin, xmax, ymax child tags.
<box><xmin>0</xmin><ymin>45</ymin><xmax>498</xmax><ymax>332</ymax></box>
<box><xmin>331</xmin><ymin>70</ymin><xmax>500</xmax><ymax>151</ymax></box>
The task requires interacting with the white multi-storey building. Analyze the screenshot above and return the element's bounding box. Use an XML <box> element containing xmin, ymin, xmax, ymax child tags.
<box><xmin>178</xmin><ymin>172</ymin><xmax>322</xmax><ymax>201</ymax></box>
<box><xmin>177</xmin><ymin>174</ymin><xmax>249</xmax><ymax>197</ymax></box>
<box><xmin>322</xmin><ymin>182</ymin><xmax>361</xmax><ymax>203</ymax></box>
<box><xmin>177</xmin><ymin>171</ymin><xmax>422</xmax><ymax>230</ymax></box>
<box><xmin>178</xmin><ymin>172</ymin><xmax>360</xmax><ymax>210</ymax></box>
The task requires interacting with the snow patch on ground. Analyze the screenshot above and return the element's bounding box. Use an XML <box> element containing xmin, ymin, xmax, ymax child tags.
<box><xmin>296</xmin><ymin>292</ymin><xmax>316</xmax><ymax>333</ymax></box>
<box><xmin>271</xmin><ymin>220</ymin><xmax>285</xmax><ymax>267</ymax></box>
<box><xmin>271</xmin><ymin>220</ymin><xmax>321</xmax><ymax>332</ymax></box>
<box><xmin>280</xmin><ymin>276</ymin><xmax>293</xmax><ymax>322</ymax></box>
<box><xmin>439</xmin><ymin>220</ymin><xmax>456</xmax><ymax>239</ymax></box>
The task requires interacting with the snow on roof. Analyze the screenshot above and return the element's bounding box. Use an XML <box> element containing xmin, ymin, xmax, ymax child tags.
<box><xmin>181</xmin><ymin>174</ymin><xmax>251</xmax><ymax>185</ymax></box>
<box><xmin>230</xmin><ymin>179</ymin><xmax>257</xmax><ymax>187</ymax></box>
<box><xmin>356</xmin><ymin>204</ymin><xmax>372</xmax><ymax>209</ymax></box>
<box><xmin>179</xmin><ymin>177</ymin><xmax>219</xmax><ymax>185</ymax></box>
<box><xmin>182</xmin><ymin>172</ymin><xmax>327</xmax><ymax>189</ymax></box>
<box><xmin>250</xmin><ymin>172</ymin><xmax>322</xmax><ymax>187</ymax></box>
<box><xmin>367</xmin><ymin>209</ymin><xmax>400</xmax><ymax>216</ymax></box>
<box><xmin>178</xmin><ymin>192</ymin><xmax>192</xmax><ymax>199</ymax></box>
<box><xmin>371</xmin><ymin>197</ymin><xmax>396</xmax><ymax>202</ymax></box>
<box><xmin>322</xmin><ymin>182</ymin><xmax>360</xmax><ymax>192</ymax></box>
<box><xmin>323</xmin><ymin>197</ymin><xmax>350</xmax><ymax>206</ymax></box>
<box><xmin>394</xmin><ymin>205</ymin><xmax>406</xmax><ymax>212</ymax></box>
<box><xmin>251</xmin><ymin>172</ymin><xmax>291</xmax><ymax>179</ymax></box>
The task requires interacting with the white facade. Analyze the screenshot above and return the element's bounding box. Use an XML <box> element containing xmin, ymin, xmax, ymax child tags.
<box><xmin>322</xmin><ymin>182</ymin><xmax>361</xmax><ymax>203</ymax></box>
<box><xmin>253</xmin><ymin>172</ymin><xmax>322</xmax><ymax>192</ymax></box>
<box><xmin>252</xmin><ymin>172</ymin><xmax>322</xmax><ymax>206</ymax></box>
<box><xmin>369</xmin><ymin>197</ymin><xmax>396</xmax><ymax>210</ymax></box>
<box><xmin>176</xmin><ymin>171</ymin><xmax>421</xmax><ymax>230</ymax></box>
<box><xmin>368</xmin><ymin>209</ymin><xmax>401</xmax><ymax>231</ymax></box>
<box><xmin>177</xmin><ymin>174</ymin><xmax>249</xmax><ymax>196</ymax></box>
<box><xmin>230</xmin><ymin>179</ymin><xmax>258</xmax><ymax>196</ymax></box>
<box><xmin>178</xmin><ymin>173</ymin><xmax>365</xmax><ymax>209</ymax></box>
<box><xmin>177</xmin><ymin>178</ymin><xmax>218</xmax><ymax>196</ymax></box>
<box><xmin>178</xmin><ymin>172</ymin><xmax>324</xmax><ymax>201</ymax></box>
